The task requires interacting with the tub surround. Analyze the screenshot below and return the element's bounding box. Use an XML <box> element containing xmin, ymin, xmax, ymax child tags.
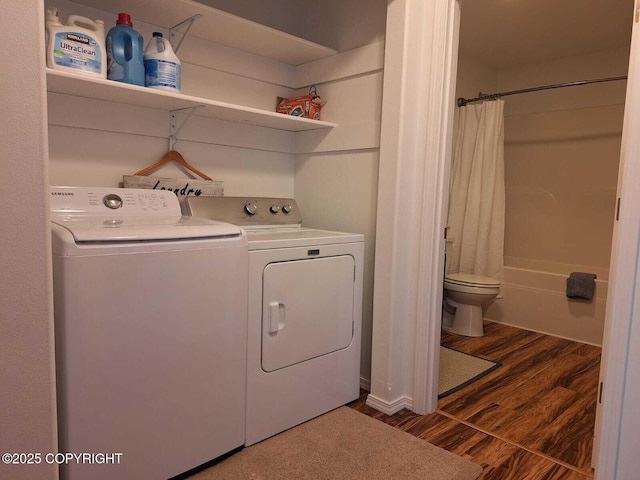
<box><xmin>484</xmin><ymin>265</ymin><xmax>607</xmax><ymax>346</ymax></box>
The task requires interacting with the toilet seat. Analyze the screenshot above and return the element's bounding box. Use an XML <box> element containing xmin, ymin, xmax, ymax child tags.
<box><xmin>445</xmin><ymin>272</ymin><xmax>500</xmax><ymax>288</ymax></box>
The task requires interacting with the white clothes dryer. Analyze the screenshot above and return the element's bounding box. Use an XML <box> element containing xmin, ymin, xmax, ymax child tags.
<box><xmin>51</xmin><ymin>187</ymin><xmax>248</xmax><ymax>480</ymax></box>
<box><xmin>182</xmin><ymin>197</ymin><xmax>364</xmax><ymax>446</ymax></box>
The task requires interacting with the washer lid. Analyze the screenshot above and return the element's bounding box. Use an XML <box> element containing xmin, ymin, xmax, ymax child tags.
<box><xmin>445</xmin><ymin>272</ymin><xmax>501</xmax><ymax>287</ymax></box>
<box><xmin>51</xmin><ymin>215</ymin><xmax>242</xmax><ymax>242</ymax></box>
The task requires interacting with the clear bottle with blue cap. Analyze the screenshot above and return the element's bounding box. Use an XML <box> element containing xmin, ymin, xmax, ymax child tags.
<box><xmin>144</xmin><ymin>32</ymin><xmax>181</xmax><ymax>93</ymax></box>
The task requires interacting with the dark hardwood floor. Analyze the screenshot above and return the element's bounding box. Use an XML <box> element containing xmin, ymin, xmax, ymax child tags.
<box><xmin>349</xmin><ymin>321</ymin><xmax>601</xmax><ymax>479</ymax></box>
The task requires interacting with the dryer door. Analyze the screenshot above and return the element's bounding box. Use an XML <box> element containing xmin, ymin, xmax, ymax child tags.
<box><xmin>262</xmin><ymin>255</ymin><xmax>355</xmax><ymax>372</ymax></box>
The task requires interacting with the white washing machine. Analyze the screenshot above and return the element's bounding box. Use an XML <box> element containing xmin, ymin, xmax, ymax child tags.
<box><xmin>51</xmin><ymin>187</ymin><xmax>248</xmax><ymax>480</ymax></box>
<box><xmin>182</xmin><ymin>197</ymin><xmax>364</xmax><ymax>446</ymax></box>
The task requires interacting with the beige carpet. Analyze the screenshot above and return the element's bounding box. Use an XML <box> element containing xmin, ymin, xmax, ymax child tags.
<box><xmin>189</xmin><ymin>407</ymin><xmax>481</xmax><ymax>480</ymax></box>
<box><xmin>439</xmin><ymin>346</ymin><xmax>501</xmax><ymax>398</ymax></box>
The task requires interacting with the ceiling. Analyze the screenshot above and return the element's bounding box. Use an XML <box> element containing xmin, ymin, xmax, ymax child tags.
<box><xmin>458</xmin><ymin>0</ymin><xmax>635</xmax><ymax>69</ymax></box>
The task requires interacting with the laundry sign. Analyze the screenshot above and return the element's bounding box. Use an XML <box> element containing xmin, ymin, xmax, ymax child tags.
<box><xmin>122</xmin><ymin>175</ymin><xmax>224</xmax><ymax>197</ymax></box>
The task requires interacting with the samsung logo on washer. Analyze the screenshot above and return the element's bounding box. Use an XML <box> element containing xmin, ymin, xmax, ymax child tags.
<box><xmin>51</xmin><ymin>192</ymin><xmax>74</xmax><ymax>196</ymax></box>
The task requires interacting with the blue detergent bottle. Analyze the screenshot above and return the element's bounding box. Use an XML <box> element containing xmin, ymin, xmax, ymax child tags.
<box><xmin>106</xmin><ymin>13</ymin><xmax>145</xmax><ymax>86</ymax></box>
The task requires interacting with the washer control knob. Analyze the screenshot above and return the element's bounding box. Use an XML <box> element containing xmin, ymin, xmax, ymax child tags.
<box><xmin>282</xmin><ymin>204</ymin><xmax>293</xmax><ymax>214</ymax></box>
<box><xmin>244</xmin><ymin>202</ymin><xmax>258</xmax><ymax>215</ymax></box>
<box><xmin>270</xmin><ymin>205</ymin><xmax>280</xmax><ymax>214</ymax></box>
<box><xmin>103</xmin><ymin>194</ymin><xmax>123</xmax><ymax>209</ymax></box>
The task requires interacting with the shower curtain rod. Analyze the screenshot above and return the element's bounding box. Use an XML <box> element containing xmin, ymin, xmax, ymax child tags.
<box><xmin>456</xmin><ymin>75</ymin><xmax>627</xmax><ymax>107</ymax></box>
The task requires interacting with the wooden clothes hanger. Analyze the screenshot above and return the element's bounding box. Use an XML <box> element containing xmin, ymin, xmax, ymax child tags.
<box><xmin>134</xmin><ymin>150</ymin><xmax>213</xmax><ymax>181</ymax></box>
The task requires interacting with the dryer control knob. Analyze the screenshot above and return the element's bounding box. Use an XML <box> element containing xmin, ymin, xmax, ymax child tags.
<box><xmin>269</xmin><ymin>205</ymin><xmax>280</xmax><ymax>214</ymax></box>
<box><xmin>244</xmin><ymin>202</ymin><xmax>258</xmax><ymax>215</ymax></box>
<box><xmin>282</xmin><ymin>204</ymin><xmax>293</xmax><ymax>214</ymax></box>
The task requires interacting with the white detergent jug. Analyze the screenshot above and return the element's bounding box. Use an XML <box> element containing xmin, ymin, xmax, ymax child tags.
<box><xmin>45</xmin><ymin>8</ymin><xmax>106</xmax><ymax>78</ymax></box>
<box><xmin>144</xmin><ymin>32</ymin><xmax>181</xmax><ymax>93</ymax></box>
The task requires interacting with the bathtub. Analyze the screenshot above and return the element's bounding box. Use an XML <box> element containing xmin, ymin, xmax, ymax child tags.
<box><xmin>483</xmin><ymin>263</ymin><xmax>607</xmax><ymax>346</ymax></box>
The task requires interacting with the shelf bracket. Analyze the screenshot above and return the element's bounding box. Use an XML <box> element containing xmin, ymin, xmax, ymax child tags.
<box><xmin>169</xmin><ymin>106</ymin><xmax>203</xmax><ymax>151</ymax></box>
<box><xmin>169</xmin><ymin>14</ymin><xmax>203</xmax><ymax>53</ymax></box>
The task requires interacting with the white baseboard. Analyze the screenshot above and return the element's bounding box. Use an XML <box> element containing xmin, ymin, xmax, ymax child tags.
<box><xmin>365</xmin><ymin>393</ymin><xmax>413</xmax><ymax>415</ymax></box>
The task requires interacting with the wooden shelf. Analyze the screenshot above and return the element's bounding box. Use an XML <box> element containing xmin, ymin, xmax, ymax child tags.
<box><xmin>69</xmin><ymin>0</ymin><xmax>338</xmax><ymax>65</ymax></box>
<box><xmin>46</xmin><ymin>69</ymin><xmax>336</xmax><ymax>132</ymax></box>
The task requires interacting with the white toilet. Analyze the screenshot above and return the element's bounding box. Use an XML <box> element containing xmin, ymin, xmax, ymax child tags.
<box><xmin>442</xmin><ymin>272</ymin><xmax>501</xmax><ymax>337</ymax></box>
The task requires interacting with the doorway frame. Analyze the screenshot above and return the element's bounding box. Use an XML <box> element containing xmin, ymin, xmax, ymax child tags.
<box><xmin>367</xmin><ymin>0</ymin><xmax>460</xmax><ymax>415</ymax></box>
<box><xmin>593</xmin><ymin>0</ymin><xmax>640</xmax><ymax>476</ymax></box>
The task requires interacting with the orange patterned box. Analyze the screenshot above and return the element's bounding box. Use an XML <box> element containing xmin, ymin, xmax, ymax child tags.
<box><xmin>276</xmin><ymin>87</ymin><xmax>326</xmax><ymax>120</ymax></box>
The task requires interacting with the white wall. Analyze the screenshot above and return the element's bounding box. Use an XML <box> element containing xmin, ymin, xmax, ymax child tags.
<box><xmin>301</xmin><ymin>0</ymin><xmax>387</xmax><ymax>52</ymax></box>
<box><xmin>455</xmin><ymin>54</ymin><xmax>498</xmax><ymax>102</ymax></box>
<box><xmin>293</xmin><ymin>41</ymin><xmax>385</xmax><ymax>384</ymax></box>
<box><xmin>0</xmin><ymin>2</ymin><xmax>58</xmax><ymax>480</ymax></box>
<box><xmin>196</xmin><ymin>0</ymin><xmax>304</xmax><ymax>39</ymax></box>
<box><xmin>200</xmin><ymin>0</ymin><xmax>387</xmax><ymax>52</ymax></box>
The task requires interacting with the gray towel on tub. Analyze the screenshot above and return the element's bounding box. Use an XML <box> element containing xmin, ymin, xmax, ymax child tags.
<box><xmin>566</xmin><ymin>272</ymin><xmax>597</xmax><ymax>300</ymax></box>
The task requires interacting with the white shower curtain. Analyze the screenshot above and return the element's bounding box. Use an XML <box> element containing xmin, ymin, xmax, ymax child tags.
<box><xmin>447</xmin><ymin>99</ymin><xmax>505</xmax><ymax>282</ymax></box>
